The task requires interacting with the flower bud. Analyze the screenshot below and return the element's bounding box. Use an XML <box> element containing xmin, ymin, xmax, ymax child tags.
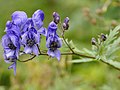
<box><xmin>53</xmin><ymin>12</ymin><xmax>60</xmax><ymax>24</ymax></box>
<box><xmin>62</xmin><ymin>17</ymin><xmax>69</xmax><ymax>30</ymax></box>
<box><xmin>91</xmin><ymin>38</ymin><xmax>97</xmax><ymax>45</ymax></box>
<box><xmin>101</xmin><ymin>34</ymin><xmax>107</xmax><ymax>41</ymax></box>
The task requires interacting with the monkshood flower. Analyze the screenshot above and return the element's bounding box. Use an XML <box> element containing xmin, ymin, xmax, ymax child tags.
<box><xmin>21</xmin><ymin>27</ymin><xmax>40</xmax><ymax>55</ymax></box>
<box><xmin>47</xmin><ymin>21</ymin><xmax>57</xmax><ymax>39</ymax></box>
<box><xmin>46</xmin><ymin>35</ymin><xmax>62</xmax><ymax>61</ymax></box>
<box><xmin>32</xmin><ymin>10</ymin><xmax>47</xmax><ymax>36</ymax></box>
<box><xmin>5</xmin><ymin>21</ymin><xmax>21</xmax><ymax>37</ymax></box>
<box><xmin>2</xmin><ymin>34</ymin><xmax>20</xmax><ymax>75</ymax></box>
<box><xmin>11</xmin><ymin>11</ymin><xmax>27</xmax><ymax>28</ymax></box>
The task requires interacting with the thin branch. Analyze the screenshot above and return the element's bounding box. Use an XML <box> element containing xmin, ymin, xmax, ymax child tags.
<box><xmin>18</xmin><ymin>52</ymin><xmax>95</xmax><ymax>62</ymax></box>
<box><xmin>18</xmin><ymin>55</ymin><xmax>36</xmax><ymax>62</ymax></box>
<box><xmin>100</xmin><ymin>59</ymin><xmax>120</xmax><ymax>71</ymax></box>
<box><xmin>37</xmin><ymin>44</ymin><xmax>41</xmax><ymax>54</ymax></box>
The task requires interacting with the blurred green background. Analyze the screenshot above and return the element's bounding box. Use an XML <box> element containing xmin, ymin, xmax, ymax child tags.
<box><xmin>0</xmin><ymin>0</ymin><xmax>120</xmax><ymax>90</ymax></box>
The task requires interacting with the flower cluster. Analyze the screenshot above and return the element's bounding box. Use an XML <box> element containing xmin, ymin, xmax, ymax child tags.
<box><xmin>2</xmin><ymin>10</ymin><xmax>69</xmax><ymax>75</ymax></box>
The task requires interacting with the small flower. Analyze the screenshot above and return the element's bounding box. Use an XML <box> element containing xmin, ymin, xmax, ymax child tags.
<box><xmin>21</xmin><ymin>27</ymin><xmax>40</xmax><ymax>55</ymax></box>
<box><xmin>46</xmin><ymin>35</ymin><xmax>62</xmax><ymax>61</ymax></box>
<box><xmin>101</xmin><ymin>33</ymin><xmax>107</xmax><ymax>41</ymax></box>
<box><xmin>32</xmin><ymin>10</ymin><xmax>47</xmax><ymax>36</ymax></box>
<box><xmin>11</xmin><ymin>11</ymin><xmax>27</xmax><ymax>28</ymax></box>
<box><xmin>47</xmin><ymin>21</ymin><xmax>57</xmax><ymax>39</ymax></box>
<box><xmin>2</xmin><ymin>34</ymin><xmax>20</xmax><ymax>75</ymax></box>
<box><xmin>53</xmin><ymin>12</ymin><xmax>60</xmax><ymax>24</ymax></box>
<box><xmin>5</xmin><ymin>21</ymin><xmax>21</xmax><ymax>37</ymax></box>
<box><xmin>91</xmin><ymin>37</ymin><xmax>97</xmax><ymax>45</ymax></box>
<box><xmin>62</xmin><ymin>17</ymin><xmax>69</xmax><ymax>30</ymax></box>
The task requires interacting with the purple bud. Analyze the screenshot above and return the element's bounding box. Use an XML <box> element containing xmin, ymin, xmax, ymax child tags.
<box><xmin>91</xmin><ymin>38</ymin><xmax>96</xmax><ymax>45</ymax></box>
<box><xmin>64</xmin><ymin>17</ymin><xmax>69</xmax><ymax>24</ymax></box>
<box><xmin>101</xmin><ymin>34</ymin><xmax>107</xmax><ymax>41</ymax></box>
<box><xmin>53</xmin><ymin>12</ymin><xmax>60</xmax><ymax>24</ymax></box>
<box><xmin>62</xmin><ymin>17</ymin><xmax>69</xmax><ymax>30</ymax></box>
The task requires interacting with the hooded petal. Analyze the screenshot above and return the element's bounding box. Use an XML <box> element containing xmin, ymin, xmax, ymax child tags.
<box><xmin>5</xmin><ymin>21</ymin><xmax>21</xmax><ymax>37</ymax></box>
<box><xmin>8</xmin><ymin>62</ymin><xmax>17</xmax><ymax>75</ymax></box>
<box><xmin>11</xmin><ymin>11</ymin><xmax>27</xmax><ymax>27</ymax></box>
<box><xmin>47</xmin><ymin>21</ymin><xmax>57</xmax><ymax>39</ymax></box>
<box><xmin>32</xmin><ymin>10</ymin><xmax>44</xmax><ymax>29</ymax></box>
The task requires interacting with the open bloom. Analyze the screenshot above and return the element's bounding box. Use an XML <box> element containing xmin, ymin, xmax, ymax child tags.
<box><xmin>32</xmin><ymin>9</ymin><xmax>47</xmax><ymax>36</ymax></box>
<box><xmin>46</xmin><ymin>35</ymin><xmax>62</xmax><ymax>61</ymax></box>
<box><xmin>21</xmin><ymin>27</ymin><xmax>40</xmax><ymax>55</ymax></box>
<box><xmin>2</xmin><ymin>34</ymin><xmax>20</xmax><ymax>75</ymax></box>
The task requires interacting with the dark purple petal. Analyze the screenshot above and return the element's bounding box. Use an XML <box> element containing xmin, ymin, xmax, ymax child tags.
<box><xmin>8</xmin><ymin>62</ymin><xmax>17</xmax><ymax>75</ymax></box>
<box><xmin>11</xmin><ymin>11</ymin><xmax>27</xmax><ymax>27</ymax></box>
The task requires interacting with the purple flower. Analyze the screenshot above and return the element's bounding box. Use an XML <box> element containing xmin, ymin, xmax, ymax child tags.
<box><xmin>47</xmin><ymin>21</ymin><xmax>57</xmax><ymax>39</ymax></box>
<box><xmin>32</xmin><ymin>10</ymin><xmax>47</xmax><ymax>36</ymax></box>
<box><xmin>46</xmin><ymin>35</ymin><xmax>62</xmax><ymax>61</ymax></box>
<box><xmin>2</xmin><ymin>34</ymin><xmax>20</xmax><ymax>75</ymax></box>
<box><xmin>21</xmin><ymin>27</ymin><xmax>40</xmax><ymax>55</ymax></box>
<box><xmin>11</xmin><ymin>11</ymin><xmax>27</xmax><ymax>28</ymax></box>
<box><xmin>5</xmin><ymin>21</ymin><xmax>21</xmax><ymax>37</ymax></box>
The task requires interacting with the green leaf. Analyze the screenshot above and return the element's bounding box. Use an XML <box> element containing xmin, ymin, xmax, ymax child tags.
<box><xmin>70</xmin><ymin>58</ymin><xmax>96</xmax><ymax>63</ymax></box>
<box><xmin>104</xmin><ymin>25</ymin><xmax>120</xmax><ymax>45</ymax></box>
